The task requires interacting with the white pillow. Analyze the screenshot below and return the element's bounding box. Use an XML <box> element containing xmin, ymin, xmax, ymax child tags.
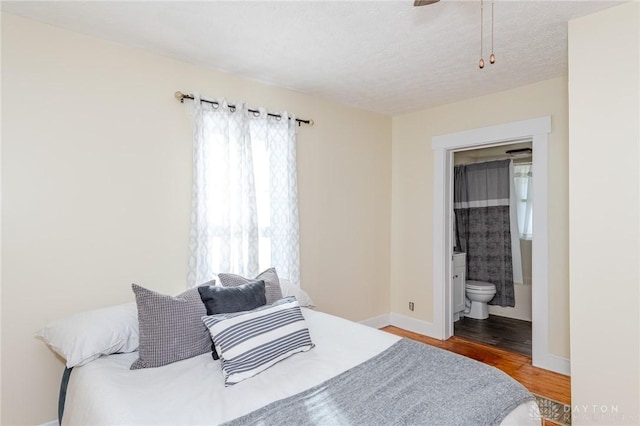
<box><xmin>280</xmin><ymin>279</ymin><xmax>315</xmax><ymax>308</ymax></box>
<box><xmin>35</xmin><ymin>303</ymin><xmax>139</xmax><ymax>368</ymax></box>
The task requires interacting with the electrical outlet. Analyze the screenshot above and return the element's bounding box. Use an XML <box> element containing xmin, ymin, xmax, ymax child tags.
<box><xmin>409</xmin><ymin>301</ymin><xmax>414</xmax><ymax>311</ymax></box>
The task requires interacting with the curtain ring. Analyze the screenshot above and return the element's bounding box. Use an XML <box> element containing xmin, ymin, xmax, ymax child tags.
<box><xmin>253</xmin><ymin>111</ymin><xmax>260</xmax><ymax>118</ymax></box>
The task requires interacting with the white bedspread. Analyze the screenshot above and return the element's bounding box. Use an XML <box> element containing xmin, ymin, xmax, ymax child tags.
<box><xmin>63</xmin><ymin>308</ymin><xmax>539</xmax><ymax>425</ymax></box>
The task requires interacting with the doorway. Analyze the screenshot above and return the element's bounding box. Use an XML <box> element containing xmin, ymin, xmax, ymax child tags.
<box><xmin>451</xmin><ymin>142</ymin><xmax>533</xmax><ymax>356</ymax></box>
<box><xmin>431</xmin><ymin>116</ymin><xmax>567</xmax><ymax>374</ymax></box>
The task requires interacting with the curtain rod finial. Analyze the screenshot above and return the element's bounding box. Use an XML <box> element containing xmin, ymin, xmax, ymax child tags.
<box><xmin>174</xmin><ymin>91</ymin><xmax>185</xmax><ymax>102</ymax></box>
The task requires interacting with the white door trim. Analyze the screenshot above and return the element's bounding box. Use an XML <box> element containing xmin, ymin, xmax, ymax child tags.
<box><xmin>431</xmin><ymin>116</ymin><xmax>568</xmax><ymax>375</ymax></box>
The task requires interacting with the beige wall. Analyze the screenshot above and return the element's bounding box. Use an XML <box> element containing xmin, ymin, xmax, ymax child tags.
<box><xmin>569</xmin><ymin>3</ymin><xmax>639</xmax><ymax>424</ymax></box>
<box><xmin>1</xmin><ymin>13</ymin><xmax>391</xmax><ymax>425</ymax></box>
<box><xmin>391</xmin><ymin>76</ymin><xmax>570</xmax><ymax>357</ymax></box>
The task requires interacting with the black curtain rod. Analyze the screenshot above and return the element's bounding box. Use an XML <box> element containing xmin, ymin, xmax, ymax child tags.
<box><xmin>174</xmin><ymin>91</ymin><xmax>314</xmax><ymax>126</ymax></box>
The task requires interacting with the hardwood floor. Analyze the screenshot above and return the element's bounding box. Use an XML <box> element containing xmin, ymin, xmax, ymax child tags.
<box><xmin>382</xmin><ymin>326</ymin><xmax>571</xmax><ymax>407</ymax></box>
<box><xmin>454</xmin><ymin>314</ymin><xmax>532</xmax><ymax>356</ymax></box>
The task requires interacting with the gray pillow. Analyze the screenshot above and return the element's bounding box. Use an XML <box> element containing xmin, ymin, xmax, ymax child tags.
<box><xmin>197</xmin><ymin>280</ymin><xmax>267</xmax><ymax>316</ymax></box>
<box><xmin>130</xmin><ymin>284</ymin><xmax>211</xmax><ymax>370</ymax></box>
<box><xmin>218</xmin><ymin>268</ymin><xmax>283</xmax><ymax>304</ymax></box>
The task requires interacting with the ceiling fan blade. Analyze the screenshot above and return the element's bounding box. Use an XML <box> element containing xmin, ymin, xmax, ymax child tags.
<box><xmin>414</xmin><ymin>0</ymin><xmax>440</xmax><ymax>6</ymax></box>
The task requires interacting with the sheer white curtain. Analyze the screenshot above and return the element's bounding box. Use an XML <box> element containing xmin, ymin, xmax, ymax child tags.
<box><xmin>187</xmin><ymin>96</ymin><xmax>300</xmax><ymax>288</ymax></box>
<box><xmin>513</xmin><ymin>163</ymin><xmax>533</xmax><ymax>240</ymax></box>
<box><xmin>509</xmin><ymin>161</ymin><xmax>524</xmax><ymax>285</ymax></box>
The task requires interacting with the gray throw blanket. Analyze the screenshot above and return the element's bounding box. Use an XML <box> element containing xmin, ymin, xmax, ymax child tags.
<box><xmin>224</xmin><ymin>338</ymin><xmax>534</xmax><ymax>426</ymax></box>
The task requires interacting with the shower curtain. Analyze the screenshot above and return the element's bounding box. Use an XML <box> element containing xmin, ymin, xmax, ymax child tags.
<box><xmin>454</xmin><ymin>159</ymin><xmax>515</xmax><ymax>307</ymax></box>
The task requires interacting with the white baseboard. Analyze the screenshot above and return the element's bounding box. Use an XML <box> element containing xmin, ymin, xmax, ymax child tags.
<box><xmin>40</xmin><ymin>420</ymin><xmax>58</xmax><ymax>426</ymax></box>
<box><xmin>533</xmin><ymin>353</ymin><xmax>571</xmax><ymax>376</ymax></box>
<box><xmin>389</xmin><ymin>312</ymin><xmax>440</xmax><ymax>338</ymax></box>
<box><xmin>359</xmin><ymin>313</ymin><xmax>390</xmax><ymax>329</ymax></box>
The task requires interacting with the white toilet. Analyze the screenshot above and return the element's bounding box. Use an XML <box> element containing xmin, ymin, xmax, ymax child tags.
<box><xmin>465</xmin><ymin>280</ymin><xmax>497</xmax><ymax>320</ymax></box>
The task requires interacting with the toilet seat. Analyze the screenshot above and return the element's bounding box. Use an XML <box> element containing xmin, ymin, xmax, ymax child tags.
<box><xmin>465</xmin><ymin>280</ymin><xmax>496</xmax><ymax>292</ymax></box>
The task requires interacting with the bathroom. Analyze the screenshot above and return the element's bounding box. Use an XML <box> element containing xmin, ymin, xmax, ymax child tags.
<box><xmin>451</xmin><ymin>142</ymin><xmax>533</xmax><ymax>356</ymax></box>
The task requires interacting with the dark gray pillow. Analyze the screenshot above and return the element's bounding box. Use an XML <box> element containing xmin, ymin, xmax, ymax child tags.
<box><xmin>130</xmin><ymin>284</ymin><xmax>211</xmax><ymax>370</ymax></box>
<box><xmin>218</xmin><ymin>268</ymin><xmax>283</xmax><ymax>304</ymax></box>
<box><xmin>198</xmin><ymin>280</ymin><xmax>267</xmax><ymax>316</ymax></box>
<box><xmin>197</xmin><ymin>280</ymin><xmax>267</xmax><ymax>360</ymax></box>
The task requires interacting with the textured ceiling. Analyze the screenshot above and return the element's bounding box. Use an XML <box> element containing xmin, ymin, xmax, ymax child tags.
<box><xmin>2</xmin><ymin>1</ymin><xmax>621</xmax><ymax>115</ymax></box>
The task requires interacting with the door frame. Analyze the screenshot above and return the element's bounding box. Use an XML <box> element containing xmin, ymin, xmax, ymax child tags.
<box><xmin>431</xmin><ymin>116</ymin><xmax>568</xmax><ymax>374</ymax></box>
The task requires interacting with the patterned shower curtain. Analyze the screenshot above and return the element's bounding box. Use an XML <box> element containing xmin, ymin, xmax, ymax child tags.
<box><xmin>454</xmin><ymin>159</ymin><xmax>515</xmax><ymax>307</ymax></box>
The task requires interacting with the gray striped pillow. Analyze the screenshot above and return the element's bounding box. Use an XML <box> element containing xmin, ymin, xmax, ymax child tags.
<box><xmin>202</xmin><ymin>296</ymin><xmax>314</xmax><ymax>386</ymax></box>
<box><xmin>218</xmin><ymin>268</ymin><xmax>283</xmax><ymax>305</ymax></box>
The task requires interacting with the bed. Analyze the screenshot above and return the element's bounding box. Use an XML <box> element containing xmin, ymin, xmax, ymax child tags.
<box><xmin>58</xmin><ymin>307</ymin><xmax>540</xmax><ymax>425</ymax></box>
